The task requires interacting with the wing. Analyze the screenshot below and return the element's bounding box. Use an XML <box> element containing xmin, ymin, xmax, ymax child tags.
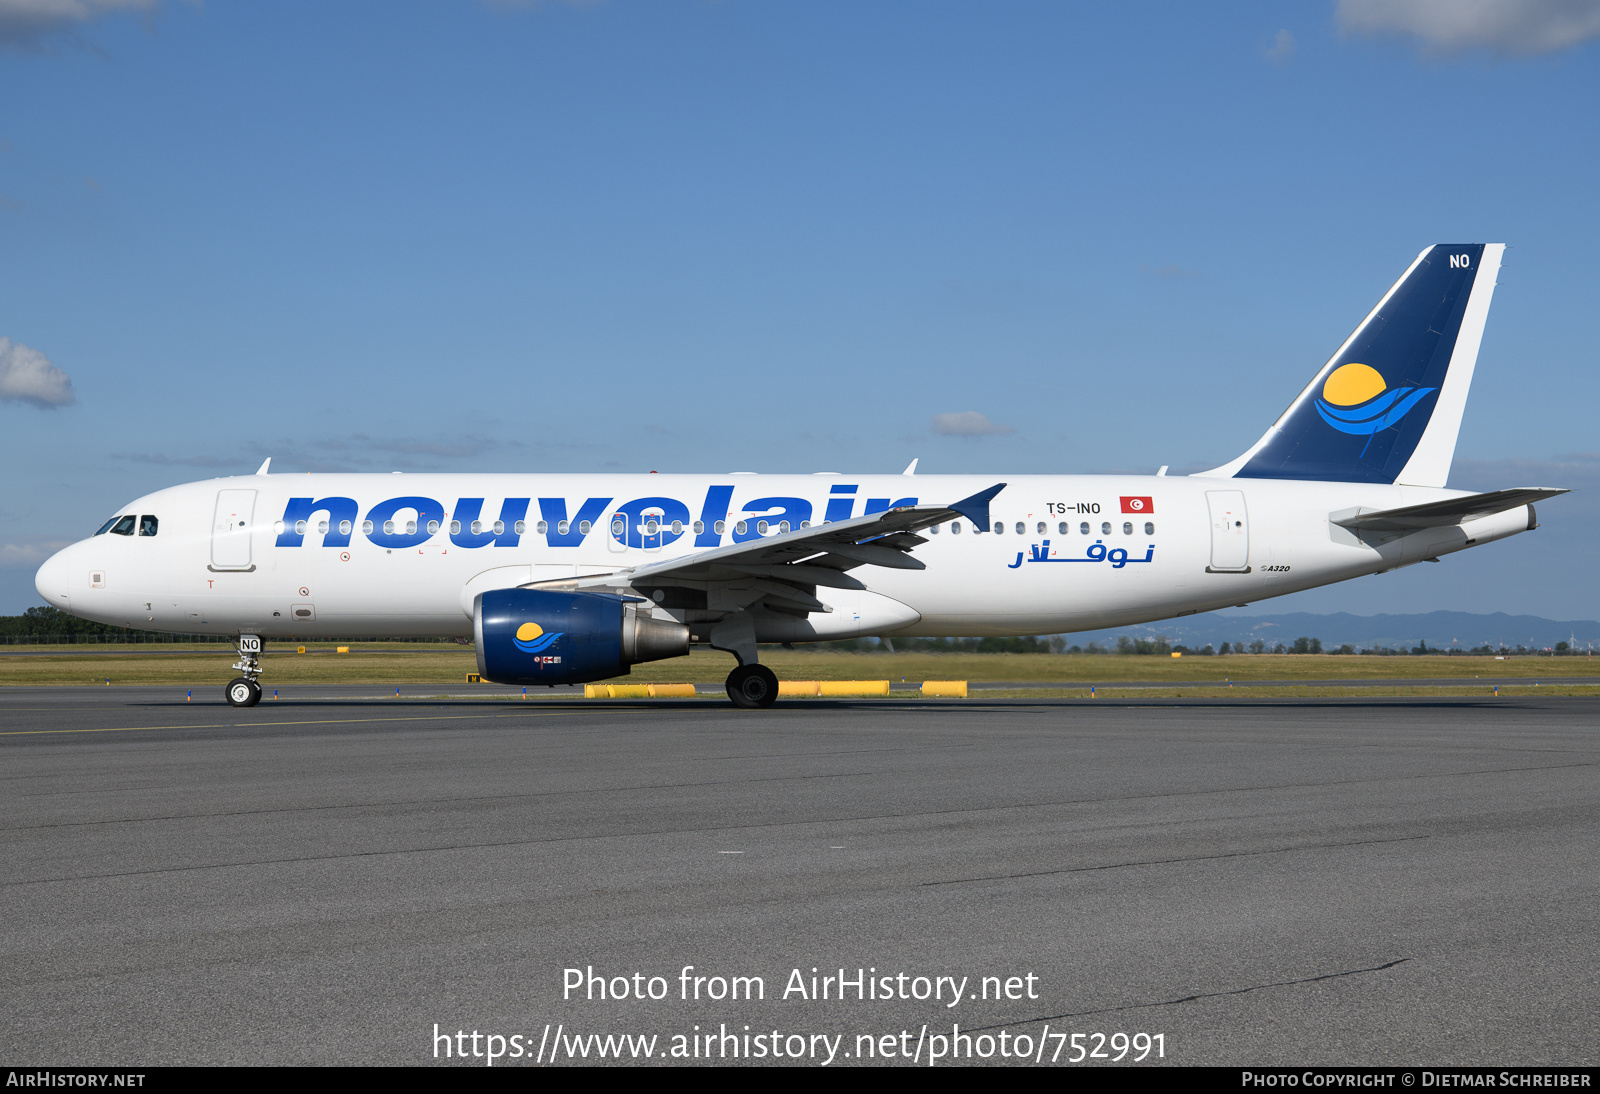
<box><xmin>525</xmin><ymin>483</ymin><xmax>1005</xmax><ymax>616</ymax></box>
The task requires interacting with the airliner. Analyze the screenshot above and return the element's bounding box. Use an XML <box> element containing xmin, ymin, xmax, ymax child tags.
<box><xmin>34</xmin><ymin>244</ymin><xmax>1565</xmax><ymax>707</ymax></box>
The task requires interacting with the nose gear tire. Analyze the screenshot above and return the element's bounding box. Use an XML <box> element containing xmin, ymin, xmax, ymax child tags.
<box><xmin>226</xmin><ymin>678</ymin><xmax>262</xmax><ymax>707</ymax></box>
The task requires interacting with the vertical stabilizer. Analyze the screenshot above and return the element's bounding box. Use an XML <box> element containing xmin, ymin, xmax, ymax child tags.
<box><xmin>1199</xmin><ymin>244</ymin><xmax>1503</xmax><ymax>486</ymax></box>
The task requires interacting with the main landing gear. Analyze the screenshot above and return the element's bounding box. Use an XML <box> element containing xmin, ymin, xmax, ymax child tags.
<box><xmin>712</xmin><ymin>614</ymin><xmax>777</xmax><ymax>709</ymax></box>
<box><xmin>226</xmin><ymin>633</ymin><xmax>264</xmax><ymax>707</ymax></box>
<box><xmin>725</xmin><ymin>664</ymin><xmax>778</xmax><ymax>709</ymax></box>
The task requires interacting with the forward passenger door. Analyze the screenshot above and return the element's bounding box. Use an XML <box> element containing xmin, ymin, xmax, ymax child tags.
<box><xmin>210</xmin><ymin>489</ymin><xmax>257</xmax><ymax>572</ymax></box>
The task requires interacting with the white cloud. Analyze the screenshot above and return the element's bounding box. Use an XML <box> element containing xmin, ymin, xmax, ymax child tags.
<box><xmin>1337</xmin><ymin>0</ymin><xmax>1600</xmax><ymax>55</ymax></box>
<box><xmin>1265</xmin><ymin>28</ymin><xmax>1297</xmax><ymax>65</ymax></box>
<box><xmin>0</xmin><ymin>0</ymin><xmax>157</xmax><ymax>46</ymax></box>
<box><xmin>0</xmin><ymin>540</ymin><xmax>71</xmax><ymax>570</ymax></box>
<box><xmin>932</xmin><ymin>411</ymin><xmax>1015</xmax><ymax>437</ymax></box>
<box><xmin>0</xmin><ymin>338</ymin><xmax>76</xmax><ymax>408</ymax></box>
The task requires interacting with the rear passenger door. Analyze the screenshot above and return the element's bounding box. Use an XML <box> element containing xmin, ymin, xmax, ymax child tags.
<box><xmin>1206</xmin><ymin>490</ymin><xmax>1250</xmax><ymax>572</ymax></box>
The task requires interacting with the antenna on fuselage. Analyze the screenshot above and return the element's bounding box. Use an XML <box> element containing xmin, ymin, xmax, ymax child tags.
<box><xmin>255</xmin><ymin>458</ymin><xmax>271</xmax><ymax>475</ymax></box>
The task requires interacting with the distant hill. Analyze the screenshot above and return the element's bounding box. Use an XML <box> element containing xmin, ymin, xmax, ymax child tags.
<box><xmin>1062</xmin><ymin>611</ymin><xmax>1600</xmax><ymax>652</ymax></box>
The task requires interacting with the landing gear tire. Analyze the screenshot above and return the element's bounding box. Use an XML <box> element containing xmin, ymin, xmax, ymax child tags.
<box><xmin>726</xmin><ymin>664</ymin><xmax>778</xmax><ymax>709</ymax></box>
<box><xmin>226</xmin><ymin>678</ymin><xmax>262</xmax><ymax>707</ymax></box>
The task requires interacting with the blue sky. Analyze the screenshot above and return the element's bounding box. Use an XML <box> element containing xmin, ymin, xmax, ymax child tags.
<box><xmin>2</xmin><ymin>0</ymin><xmax>1597</xmax><ymax>618</ymax></box>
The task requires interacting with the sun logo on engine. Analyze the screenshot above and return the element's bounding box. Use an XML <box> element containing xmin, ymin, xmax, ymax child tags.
<box><xmin>514</xmin><ymin>622</ymin><xmax>563</xmax><ymax>654</ymax></box>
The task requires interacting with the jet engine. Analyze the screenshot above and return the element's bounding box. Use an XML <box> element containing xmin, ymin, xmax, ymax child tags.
<box><xmin>474</xmin><ymin>588</ymin><xmax>689</xmax><ymax>685</ymax></box>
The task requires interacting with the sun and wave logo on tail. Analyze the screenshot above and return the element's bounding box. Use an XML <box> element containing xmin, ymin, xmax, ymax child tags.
<box><xmin>514</xmin><ymin>622</ymin><xmax>563</xmax><ymax>654</ymax></box>
<box><xmin>1314</xmin><ymin>363</ymin><xmax>1435</xmax><ymax>445</ymax></box>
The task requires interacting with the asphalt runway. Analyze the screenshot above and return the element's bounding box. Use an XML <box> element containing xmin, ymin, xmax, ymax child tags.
<box><xmin>2</xmin><ymin>688</ymin><xmax>1596</xmax><ymax>1067</ymax></box>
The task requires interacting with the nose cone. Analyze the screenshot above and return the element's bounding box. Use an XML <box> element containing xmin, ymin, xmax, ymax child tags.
<box><xmin>35</xmin><ymin>544</ymin><xmax>76</xmax><ymax>610</ymax></box>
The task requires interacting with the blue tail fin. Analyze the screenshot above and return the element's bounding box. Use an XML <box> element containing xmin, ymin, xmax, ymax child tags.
<box><xmin>1205</xmin><ymin>244</ymin><xmax>1503</xmax><ymax>487</ymax></box>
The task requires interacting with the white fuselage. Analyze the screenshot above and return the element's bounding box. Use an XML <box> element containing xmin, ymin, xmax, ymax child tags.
<box><xmin>34</xmin><ymin>472</ymin><xmax>1533</xmax><ymax>642</ymax></box>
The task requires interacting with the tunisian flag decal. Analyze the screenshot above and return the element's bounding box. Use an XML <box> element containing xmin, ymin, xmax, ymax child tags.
<box><xmin>1121</xmin><ymin>496</ymin><xmax>1153</xmax><ymax>514</ymax></box>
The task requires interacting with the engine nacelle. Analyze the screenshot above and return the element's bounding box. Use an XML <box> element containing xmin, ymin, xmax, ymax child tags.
<box><xmin>474</xmin><ymin>588</ymin><xmax>689</xmax><ymax>686</ymax></box>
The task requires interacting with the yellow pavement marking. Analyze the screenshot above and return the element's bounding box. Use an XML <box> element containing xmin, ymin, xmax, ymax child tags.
<box><xmin>0</xmin><ymin>709</ymin><xmax>579</xmax><ymax>737</ymax></box>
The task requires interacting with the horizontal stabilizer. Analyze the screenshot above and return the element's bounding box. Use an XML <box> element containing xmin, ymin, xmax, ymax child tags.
<box><xmin>1331</xmin><ymin>488</ymin><xmax>1567</xmax><ymax>533</ymax></box>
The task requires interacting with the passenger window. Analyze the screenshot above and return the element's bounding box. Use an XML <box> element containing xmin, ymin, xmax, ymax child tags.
<box><xmin>111</xmin><ymin>515</ymin><xmax>137</xmax><ymax>536</ymax></box>
<box><xmin>778</xmin><ymin>520</ymin><xmax>790</xmax><ymax>534</ymax></box>
<box><xmin>671</xmin><ymin>520</ymin><xmax>684</xmax><ymax>535</ymax></box>
<box><xmin>514</xmin><ymin>520</ymin><xmax>525</xmax><ymax>535</ymax></box>
<box><xmin>800</xmin><ymin>520</ymin><xmax>810</xmax><ymax>528</ymax></box>
<box><xmin>612</xmin><ymin>518</ymin><xmax>625</xmax><ymax>537</ymax></box>
<box><xmin>427</xmin><ymin>520</ymin><xmax>440</xmax><ymax>535</ymax></box>
<box><xmin>735</xmin><ymin>520</ymin><xmax>748</xmax><ymax>535</ymax></box>
<box><xmin>1037</xmin><ymin>522</ymin><xmax>1046</xmax><ymax>534</ymax></box>
<box><xmin>930</xmin><ymin>523</ymin><xmax>939</xmax><ymax>534</ymax></box>
<box><xmin>1015</xmin><ymin>522</ymin><xmax>1025</xmax><ymax>535</ymax></box>
<box><xmin>993</xmin><ymin>522</ymin><xmax>1004</xmax><ymax>534</ymax></box>
<box><xmin>1145</xmin><ymin>521</ymin><xmax>1154</xmax><ymax>535</ymax></box>
<box><xmin>1080</xmin><ymin>522</ymin><xmax>1090</xmax><ymax>535</ymax></box>
<box><xmin>471</xmin><ymin>521</ymin><xmax>483</xmax><ymax>535</ymax></box>
<box><xmin>139</xmin><ymin>515</ymin><xmax>158</xmax><ymax>537</ymax></box>
<box><xmin>1058</xmin><ymin>522</ymin><xmax>1068</xmax><ymax>534</ymax></box>
<box><xmin>339</xmin><ymin>520</ymin><xmax>352</xmax><ymax>536</ymax></box>
<box><xmin>451</xmin><ymin>521</ymin><xmax>461</xmax><ymax>535</ymax></box>
<box><xmin>1123</xmin><ymin>522</ymin><xmax>1133</xmax><ymax>535</ymax></box>
<box><xmin>714</xmin><ymin>520</ymin><xmax>725</xmax><ymax>534</ymax></box>
<box><xmin>317</xmin><ymin>520</ymin><xmax>328</xmax><ymax>535</ymax></box>
<box><xmin>295</xmin><ymin>520</ymin><xmax>308</xmax><ymax>536</ymax></box>
<box><xmin>557</xmin><ymin>520</ymin><xmax>570</xmax><ymax>535</ymax></box>
<box><xmin>756</xmin><ymin>520</ymin><xmax>769</xmax><ymax>535</ymax></box>
<box><xmin>362</xmin><ymin>520</ymin><xmax>374</xmax><ymax>535</ymax></box>
<box><xmin>1101</xmin><ymin>522</ymin><xmax>1112</xmax><ymax>535</ymax></box>
<box><xmin>693</xmin><ymin>520</ymin><xmax>704</xmax><ymax>534</ymax></box>
<box><xmin>493</xmin><ymin>521</ymin><xmax>504</xmax><ymax>536</ymax></box>
<box><xmin>95</xmin><ymin>516</ymin><xmax>120</xmax><ymax>536</ymax></box>
<box><xmin>536</xmin><ymin>520</ymin><xmax>548</xmax><ymax>534</ymax></box>
<box><xmin>579</xmin><ymin>519</ymin><xmax>591</xmax><ymax>535</ymax></box>
<box><xmin>405</xmin><ymin>521</ymin><xmax>417</xmax><ymax>535</ymax></box>
<box><xmin>951</xmin><ymin>522</ymin><xmax>961</xmax><ymax>534</ymax></box>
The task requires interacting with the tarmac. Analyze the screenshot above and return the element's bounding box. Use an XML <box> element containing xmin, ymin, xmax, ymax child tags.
<box><xmin>2</xmin><ymin>686</ymin><xmax>1596</xmax><ymax>1066</ymax></box>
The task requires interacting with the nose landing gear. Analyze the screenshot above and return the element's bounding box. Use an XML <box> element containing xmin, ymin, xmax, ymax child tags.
<box><xmin>226</xmin><ymin>634</ymin><xmax>264</xmax><ymax>707</ymax></box>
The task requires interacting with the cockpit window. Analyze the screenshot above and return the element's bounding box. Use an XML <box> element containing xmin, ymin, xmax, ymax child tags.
<box><xmin>110</xmin><ymin>515</ymin><xmax>137</xmax><ymax>536</ymax></box>
<box><xmin>139</xmin><ymin>515</ymin><xmax>159</xmax><ymax>537</ymax></box>
<box><xmin>95</xmin><ymin>516</ymin><xmax>120</xmax><ymax>536</ymax></box>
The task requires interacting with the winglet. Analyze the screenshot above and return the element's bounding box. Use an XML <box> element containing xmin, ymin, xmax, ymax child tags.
<box><xmin>950</xmin><ymin>483</ymin><xmax>1005</xmax><ymax>529</ymax></box>
<box><xmin>255</xmin><ymin>458</ymin><xmax>271</xmax><ymax>476</ymax></box>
